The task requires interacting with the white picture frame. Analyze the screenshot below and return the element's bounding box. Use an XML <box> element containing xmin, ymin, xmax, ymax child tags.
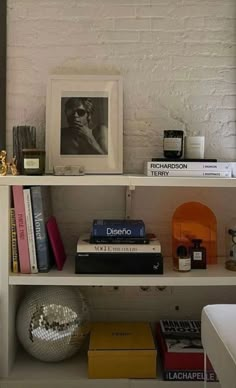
<box><xmin>46</xmin><ymin>74</ymin><xmax>123</xmax><ymax>174</ymax></box>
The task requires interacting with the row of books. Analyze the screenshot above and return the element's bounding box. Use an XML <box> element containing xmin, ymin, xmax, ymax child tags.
<box><xmin>11</xmin><ymin>186</ymin><xmax>66</xmax><ymax>274</ymax></box>
<box><xmin>145</xmin><ymin>160</ymin><xmax>234</xmax><ymax>177</ymax></box>
<box><xmin>157</xmin><ymin>319</ymin><xmax>218</xmax><ymax>382</ymax></box>
<box><xmin>76</xmin><ymin>219</ymin><xmax>163</xmax><ymax>274</ymax></box>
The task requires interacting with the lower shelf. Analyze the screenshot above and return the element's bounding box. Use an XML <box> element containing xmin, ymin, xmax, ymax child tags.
<box><xmin>3</xmin><ymin>349</ymin><xmax>220</xmax><ymax>388</ymax></box>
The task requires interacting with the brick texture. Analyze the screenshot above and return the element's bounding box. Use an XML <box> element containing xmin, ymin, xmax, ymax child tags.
<box><xmin>6</xmin><ymin>0</ymin><xmax>236</xmax><ymax>172</ymax></box>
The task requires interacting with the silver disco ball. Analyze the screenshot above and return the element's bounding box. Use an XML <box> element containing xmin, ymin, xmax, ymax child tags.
<box><xmin>16</xmin><ymin>286</ymin><xmax>90</xmax><ymax>362</ymax></box>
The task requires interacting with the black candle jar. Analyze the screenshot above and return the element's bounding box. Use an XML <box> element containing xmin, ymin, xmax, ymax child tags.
<box><xmin>22</xmin><ymin>149</ymin><xmax>45</xmax><ymax>175</ymax></box>
<box><xmin>163</xmin><ymin>130</ymin><xmax>184</xmax><ymax>159</ymax></box>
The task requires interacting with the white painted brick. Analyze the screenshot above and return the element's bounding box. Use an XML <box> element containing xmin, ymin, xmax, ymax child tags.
<box><xmin>210</xmin><ymin>109</ymin><xmax>236</xmax><ymax>123</ymax></box>
<box><xmin>99</xmin><ymin>31</ymin><xmax>139</xmax><ymax>43</ymax></box>
<box><xmin>172</xmin><ymin>56</ymin><xmax>236</xmax><ymax>68</ymax></box>
<box><xmin>115</xmin><ymin>18</ymin><xmax>151</xmax><ymax>30</ymax></box>
<box><xmin>173</xmin><ymin>5</ymin><xmax>235</xmax><ymax>18</ymax></box>
<box><xmin>184</xmin><ymin>17</ymin><xmax>235</xmax><ymax>30</ymax></box>
<box><xmin>136</xmin><ymin>5</ymin><xmax>172</xmax><ymax>17</ymax></box>
<box><xmin>189</xmin><ymin>68</ymin><xmax>223</xmax><ymax>81</ymax></box>
<box><xmin>6</xmin><ymin>0</ymin><xmax>236</xmax><ymax>172</ymax></box>
<box><xmin>187</xmin><ymin>96</ymin><xmax>223</xmax><ymax>109</ymax></box>
<box><xmin>151</xmin><ymin>17</ymin><xmax>185</xmax><ymax>30</ymax></box>
<box><xmin>222</xmin><ymin>95</ymin><xmax>236</xmax><ymax>108</ymax></box>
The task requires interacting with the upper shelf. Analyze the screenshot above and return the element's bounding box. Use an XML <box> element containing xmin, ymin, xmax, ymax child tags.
<box><xmin>1</xmin><ymin>174</ymin><xmax>236</xmax><ymax>188</ymax></box>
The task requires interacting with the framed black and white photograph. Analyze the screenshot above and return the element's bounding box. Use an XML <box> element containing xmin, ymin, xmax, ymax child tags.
<box><xmin>46</xmin><ymin>75</ymin><xmax>123</xmax><ymax>174</ymax></box>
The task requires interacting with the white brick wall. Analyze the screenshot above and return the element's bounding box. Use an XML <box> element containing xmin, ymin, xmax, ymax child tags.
<box><xmin>6</xmin><ymin>0</ymin><xmax>236</xmax><ymax>172</ymax></box>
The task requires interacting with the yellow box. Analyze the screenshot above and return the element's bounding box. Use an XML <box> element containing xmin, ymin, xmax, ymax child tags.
<box><xmin>88</xmin><ymin>322</ymin><xmax>157</xmax><ymax>379</ymax></box>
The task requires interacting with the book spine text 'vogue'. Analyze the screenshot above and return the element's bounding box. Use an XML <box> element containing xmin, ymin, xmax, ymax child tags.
<box><xmin>77</xmin><ymin>242</ymin><xmax>161</xmax><ymax>253</ymax></box>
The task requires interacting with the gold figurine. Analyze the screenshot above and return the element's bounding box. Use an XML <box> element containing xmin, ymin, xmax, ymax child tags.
<box><xmin>0</xmin><ymin>150</ymin><xmax>19</xmax><ymax>176</ymax></box>
<box><xmin>9</xmin><ymin>156</ymin><xmax>19</xmax><ymax>176</ymax></box>
<box><xmin>0</xmin><ymin>150</ymin><xmax>8</xmax><ymax>176</ymax></box>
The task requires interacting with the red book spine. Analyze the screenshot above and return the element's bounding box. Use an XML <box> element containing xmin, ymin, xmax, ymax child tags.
<box><xmin>12</xmin><ymin>186</ymin><xmax>31</xmax><ymax>274</ymax></box>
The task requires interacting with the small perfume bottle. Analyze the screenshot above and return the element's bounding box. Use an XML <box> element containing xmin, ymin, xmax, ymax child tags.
<box><xmin>189</xmin><ymin>239</ymin><xmax>207</xmax><ymax>269</ymax></box>
<box><xmin>176</xmin><ymin>245</ymin><xmax>191</xmax><ymax>272</ymax></box>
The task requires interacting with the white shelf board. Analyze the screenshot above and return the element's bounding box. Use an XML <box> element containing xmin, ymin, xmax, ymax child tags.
<box><xmin>130</xmin><ymin>175</ymin><xmax>236</xmax><ymax>188</ymax></box>
<box><xmin>9</xmin><ymin>257</ymin><xmax>236</xmax><ymax>287</ymax></box>
<box><xmin>5</xmin><ymin>349</ymin><xmax>220</xmax><ymax>388</ymax></box>
<box><xmin>1</xmin><ymin>174</ymin><xmax>236</xmax><ymax>188</ymax></box>
<box><xmin>0</xmin><ymin>174</ymin><xmax>130</xmax><ymax>186</ymax></box>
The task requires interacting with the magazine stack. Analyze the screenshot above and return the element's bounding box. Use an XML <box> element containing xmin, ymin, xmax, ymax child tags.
<box><xmin>156</xmin><ymin>319</ymin><xmax>218</xmax><ymax>382</ymax></box>
<box><xmin>75</xmin><ymin>219</ymin><xmax>163</xmax><ymax>274</ymax></box>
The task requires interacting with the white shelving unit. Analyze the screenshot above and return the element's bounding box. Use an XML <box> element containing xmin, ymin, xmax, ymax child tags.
<box><xmin>0</xmin><ymin>174</ymin><xmax>233</xmax><ymax>387</ymax></box>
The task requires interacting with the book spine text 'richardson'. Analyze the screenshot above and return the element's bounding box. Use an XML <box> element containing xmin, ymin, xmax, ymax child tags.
<box><xmin>146</xmin><ymin>161</ymin><xmax>231</xmax><ymax>170</ymax></box>
<box><xmin>146</xmin><ymin>170</ymin><xmax>231</xmax><ymax>177</ymax></box>
<box><xmin>12</xmin><ymin>186</ymin><xmax>31</xmax><ymax>274</ymax></box>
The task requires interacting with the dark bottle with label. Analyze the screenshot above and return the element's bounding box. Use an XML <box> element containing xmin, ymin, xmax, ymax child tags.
<box><xmin>189</xmin><ymin>239</ymin><xmax>207</xmax><ymax>269</ymax></box>
<box><xmin>163</xmin><ymin>130</ymin><xmax>184</xmax><ymax>159</ymax></box>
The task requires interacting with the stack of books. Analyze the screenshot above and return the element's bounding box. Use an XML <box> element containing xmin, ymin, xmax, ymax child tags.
<box><xmin>75</xmin><ymin>219</ymin><xmax>163</xmax><ymax>274</ymax></box>
<box><xmin>11</xmin><ymin>186</ymin><xmax>66</xmax><ymax>274</ymax></box>
<box><xmin>156</xmin><ymin>319</ymin><xmax>218</xmax><ymax>382</ymax></box>
<box><xmin>145</xmin><ymin>159</ymin><xmax>232</xmax><ymax>178</ymax></box>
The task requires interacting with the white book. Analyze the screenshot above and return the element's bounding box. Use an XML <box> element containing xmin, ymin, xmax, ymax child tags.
<box><xmin>146</xmin><ymin>170</ymin><xmax>231</xmax><ymax>178</ymax></box>
<box><xmin>77</xmin><ymin>234</ymin><xmax>161</xmax><ymax>253</ymax></box>
<box><xmin>146</xmin><ymin>161</ymin><xmax>231</xmax><ymax>171</ymax></box>
<box><xmin>23</xmin><ymin>188</ymin><xmax>38</xmax><ymax>273</ymax></box>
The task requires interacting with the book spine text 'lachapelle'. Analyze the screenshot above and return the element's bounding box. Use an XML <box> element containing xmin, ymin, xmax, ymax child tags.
<box><xmin>92</xmin><ymin>219</ymin><xmax>145</xmax><ymax>238</ymax></box>
<box><xmin>146</xmin><ymin>161</ymin><xmax>231</xmax><ymax>171</ymax></box>
<box><xmin>12</xmin><ymin>186</ymin><xmax>31</xmax><ymax>274</ymax></box>
<box><xmin>10</xmin><ymin>208</ymin><xmax>19</xmax><ymax>273</ymax></box>
<box><xmin>31</xmin><ymin>186</ymin><xmax>52</xmax><ymax>272</ymax></box>
<box><xmin>23</xmin><ymin>188</ymin><xmax>38</xmax><ymax>274</ymax></box>
<box><xmin>146</xmin><ymin>170</ymin><xmax>231</xmax><ymax>177</ymax></box>
<box><xmin>164</xmin><ymin>370</ymin><xmax>218</xmax><ymax>382</ymax></box>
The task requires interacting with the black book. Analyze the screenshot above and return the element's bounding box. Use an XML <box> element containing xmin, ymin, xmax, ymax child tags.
<box><xmin>75</xmin><ymin>252</ymin><xmax>163</xmax><ymax>274</ymax></box>
<box><xmin>90</xmin><ymin>236</ymin><xmax>150</xmax><ymax>244</ymax></box>
<box><xmin>151</xmin><ymin>158</ymin><xmax>217</xmax><ymax>162</ymax></box>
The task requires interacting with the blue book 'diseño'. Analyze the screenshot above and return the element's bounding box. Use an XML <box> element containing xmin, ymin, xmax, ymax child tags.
<box><xmin>92</xmin><ymin>219</ymin><xmax>145</xmax><ymax>238</ymax></box>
